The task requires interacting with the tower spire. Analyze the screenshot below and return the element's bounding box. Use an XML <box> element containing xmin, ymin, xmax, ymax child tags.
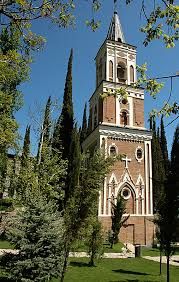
<box><xmin>107</xmin><ymin>10</ymin><xmax>125</xmax><ymax>43</ymax></box>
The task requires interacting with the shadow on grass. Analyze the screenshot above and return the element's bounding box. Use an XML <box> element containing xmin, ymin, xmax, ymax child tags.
<box><xmin>70</xmin><ymin>261</ymin><xmax>91</xmax><ymax>268</ymax></box>
<box><xmin>112</xmin><ymin>269</ymin><xmax>149</xmax><ymax>276</ymax></box>
<box><xmin>110</xmin><ymin>280</ymin><xmax>155</xmax><ymax>282</ymax></box>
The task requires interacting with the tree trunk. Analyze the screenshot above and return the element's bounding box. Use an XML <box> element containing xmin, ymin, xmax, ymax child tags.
<box><xmin>60</xmin><ymin>242</ymin><xmax>70</xmax><ymax>282</ymax></box>
<box><xmin>160</xmin><ymin>249</ymin><xmax>162</xmax><ymax>275</ymax></box>
<box><xmin>89</xmin><ymin>251</ymin><xmax>95</xmax><ymax>267</ymax></box>
<box><xmin>167</xmin><ymin>255</ymin><xmax>170</xmax><ymax>282</ymax></box>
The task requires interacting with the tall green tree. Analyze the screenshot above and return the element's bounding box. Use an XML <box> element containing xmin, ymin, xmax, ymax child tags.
<box><xmin>60</xmin><ymin>151</ymin><xmax>114</xmax><ymax>281</ymax></box>
<box><xmin>150</xmin><ymin>118</ymin><xmax>165</xmax><ymax>212</ymax></box>
<box><xmin>80</xmin><ymin>103</ymin><xmax>88</xmax><ymax>146</ymax></box>
<box><xmin>52</xmin><ymin>49</ymin><xmax>74</xmax><ymax>160</ymax></box>
<box><xmin>37</xmin><ymin>96</ymin><xmax>51</xmax><ymax>165</ymax></box>
<box><xmin>154</xmin><ymin>125</ymin><xmax>179</xmax><ymax>282</ymax></box>
<box><xmin>21</xmin><ymin>125</ymin><xmax>31</xmax><ymax>168</ymax></box>
<box><xmin>111</xmin><ymin>195</ymin><xmax>129</xmax><ymax>245</ymax></box>
<box><xmin>160</xmin><ymin>115</ymin><xmax>169</xmax><ymax>174</ymax></box>
<box><xmin>67</xmin><ymin>124</ymin><xmax>81</xmax><ymax>201</ymax></box>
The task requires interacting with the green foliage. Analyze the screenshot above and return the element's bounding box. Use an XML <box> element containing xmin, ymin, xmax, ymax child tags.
<box><xmin>136</xmin><ymin>64</ymin><xmax>164</xmax><ymax>99</ymax></box>
<box><xmin>160</xmin><ymin>116</ymin><xmax>170</xmax><ymax>174</ymax></box>
<box><xmin>80</xmin><ymin>103</ymin><xmax>88</xmax><ymax>146</ymax></box>
<box><xmin>21</xmin><ymin>125</ymin><xmax>31</xmax><ymax>168</ymax></box>
<box><xmin>111</xmin><ymin>195</ymin><xmax>129</xmax><ymax>244</ymax></box>
<box><xmin>52</xmin><ymin>49</ymin><xmax>74</xmax><ymax>161</ymax></box>
<box><xmin>0</xmin><ymin>195</ymin><xmax>65</xmax><ymax>282</ymax></box>
<box><xmin>0</xmin><ymin>198</ymin><xmax>13</xmax><ymax>211</ymax></box>
<box><xmin>140</xmin><ymin>4</ymin><xmax>179</xmax><ymax>48</ymax></box>
<box><xmin>154</xmin><ymin>125</ymin><xmax>179</xmax><ymax>281</ymax></box>
<box><xmin>150</xmin><ymin>117</ymin><xmax>165</xmax><ymax>212</ymax></box>
<box><xmin>37</xmin><ymin>96</ymin><xmax>52</xmax><ymax>165</ymax></box>
<box><xmin>86</xmin><ymin>219</ymin><xmax>104</xmax><ymax>267</ymax></box>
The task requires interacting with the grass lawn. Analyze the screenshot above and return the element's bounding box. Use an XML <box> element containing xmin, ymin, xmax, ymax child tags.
<box><xmin>0</xmin><ymin>240</ymin><xmax>14</xmax><ymax>249</ymax></box>
<box><xmin>142</xmin><ymin>246</ymin><xmax>179</xmax><ymax>257</ymax></box>
<box><xmin>56</xmin><ymin>257</ymin><xmax>179</xmax><ymax>282</ymax></box>
<box><xmin>71</xmin><ymin>241</ymin><xmax>124</xmax><ymax>253</ymax></box>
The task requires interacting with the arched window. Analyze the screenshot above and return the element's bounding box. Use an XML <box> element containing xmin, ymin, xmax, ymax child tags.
<box><xmin>120</xmin><ymin>110</ymin><xmax>128</xmax><ymax>126</ymax></box>
<box><xmin>130</xmin><ymin>65</ymin><xmax>134</xmax><ymax>83</ymax></box>
<box><xmin>110</xmin><ymin>146</ymin><xmax>116</xmax><ymax>156</ymax></box>
<box><xmin>117</xmin><ymin>62</ymin><xmax>126</xmax><ymax>81</ymax></box>
<box><xmin>109</xmin><ymin>60</ymin><xmax>113</xmax><ymax>81</ymax></box>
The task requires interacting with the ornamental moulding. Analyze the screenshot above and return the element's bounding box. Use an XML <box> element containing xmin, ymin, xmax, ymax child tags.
<box><xmin>100</xmin><ymin>130</ymin><xmax>152</xmax><ymax>142</ymax></box>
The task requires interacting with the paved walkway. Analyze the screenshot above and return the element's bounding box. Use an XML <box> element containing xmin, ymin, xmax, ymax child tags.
<box><xmin>143</xmin><ymin>255</ymin><xmax>179</xmax><ymax>266</ymax></box>
<box><xmin>69</xmin><ymin>251</ymin><xmax>134</xmax><ymax>258</ymax></box>
<box><xmin>1</xmin><ymin>249</ymin><xmax>179</xmax><ymax>266</ymax></box>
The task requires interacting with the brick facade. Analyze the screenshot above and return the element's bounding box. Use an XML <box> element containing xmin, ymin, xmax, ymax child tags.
<box><xmin>83</xmin><ymin>11</ymin><xmax>154</xmax><ymax>246</ymax></box>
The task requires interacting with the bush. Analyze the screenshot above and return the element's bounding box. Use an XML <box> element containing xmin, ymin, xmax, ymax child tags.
<box><xmin>0</xmin><ymin>198</ymin><xmax>13</xmax><ymax>212</ymax></box>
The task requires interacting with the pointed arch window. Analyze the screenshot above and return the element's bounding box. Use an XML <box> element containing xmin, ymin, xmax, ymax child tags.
<box><xmin>109</xmin><ymin>60</ymin><xmax>113</xmax><ymax>81</ymax></box>
<box><xmin>120</xmin><ymin>110</ymin><xmax>128</xmax><ymax>126</ymax></box>
<box><xmin>130</xmin><ymin>65</ymin><xmax>134</xmax><ymax>83</ymax></box>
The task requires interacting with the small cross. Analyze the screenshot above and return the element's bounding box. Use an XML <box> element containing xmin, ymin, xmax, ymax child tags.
<box><xmin>122</xmin><ymin>156</ymin><xmax>131</xmax><ymax>168</ymax></box>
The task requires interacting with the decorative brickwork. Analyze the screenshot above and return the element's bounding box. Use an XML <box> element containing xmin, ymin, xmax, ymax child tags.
<box><xmin>83</xmin><ymin>11</ymin><xmax>154</xmax><ymax>245</ymax></box>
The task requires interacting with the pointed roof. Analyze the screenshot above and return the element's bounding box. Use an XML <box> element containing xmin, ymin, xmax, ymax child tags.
<box><xmin>107</xmin><ymin>11</ymin><xmax>125</xmax><ymax>43</ymax></box>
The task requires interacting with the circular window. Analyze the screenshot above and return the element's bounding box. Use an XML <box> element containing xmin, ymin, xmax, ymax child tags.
<box><xmin>135</xmin><ymin>147</ymin><xmax>144</xmax><ymax>162</ymax></box>
<box><xmin>122</xmin><ymin>98</ymin><xmax>128</xmax><ymax>105</ymax></box>
<box><xmin>137</xmin><ymin>149</ymin><xmax>142</xmax><ymax>159</ymax></box>
<box><xmin>121</xmin><ymin>187</ymin><xmax>131</xmax><ymax>200</ymax></box>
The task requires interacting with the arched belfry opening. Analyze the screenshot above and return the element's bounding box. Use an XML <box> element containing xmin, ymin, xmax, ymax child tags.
<box><xmin>130</xmin><ymin>65</ymin><xmax>134</xmax><ymax>83</ymax></box>
<box><xmin>120</xmin><ymin>110</ymin><xmax>129</xmax><ymax>126</ymax></box>
<box><xmin>117</xmin><ymin>62</ymin><xmax>127</xmax><ymax>83</ymax></box>
<box><xmin>109</xmin><ymin>60</ymin><xmax>113</xmax><ymax>81</ymax></box>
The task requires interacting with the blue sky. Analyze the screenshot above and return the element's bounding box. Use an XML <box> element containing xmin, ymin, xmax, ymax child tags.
<box><xmin>16</xmin><ymin>0</ymin><xmax>179</xmax><ymax>155</ymax></box>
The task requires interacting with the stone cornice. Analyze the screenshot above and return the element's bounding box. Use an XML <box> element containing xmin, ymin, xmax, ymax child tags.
<box><xmin>99</xmin><ymin>124</ymin><xmax>152</xmax><ymax>142</ymax></box>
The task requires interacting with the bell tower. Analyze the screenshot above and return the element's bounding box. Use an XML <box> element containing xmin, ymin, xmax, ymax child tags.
<box><xmin>83</xmin><ymin>11</ymin><xmax>154</xmax><ymax>246</ymax></box>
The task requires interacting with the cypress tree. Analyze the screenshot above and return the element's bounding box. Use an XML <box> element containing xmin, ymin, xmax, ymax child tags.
<box><xmin>160</xmin><ymin>115</ymin><xmax>169</xmax><ymax>174</ymax></box>
<box><xmin>171</xmin><ymin>125</ymin><xmax>179</xmax><ymax>178</ymax></box>
<box><xmin>37</xmin><ymin>96</ymin><xmax>51</xmax><ymax>165</ymax></box>
<box><xmin>151</xmin><ymin>119</ymin><xmax>165</xmax><ymax>212</ymax></box>
<box><xmin>154</xmin><ymin>126</ymin><xmax>179</xmax><ymax>282</ymax></box>
<box><xmin>21</xmin><ymin>125</ymin><xmax>30</xmax><ymax>168</ymax></box>
<box><xmin>68</xmin><ymin>124</ymin><xmax>81</xmax><ymax>197</ymax></box>
<box><xmin>52</xmin><ymin>49</ymin><xmax>74</xmax><ymax>159</ymax></box>
<box><xmin>80</xmin><ymin>103</ymin><xmax>87</xmax><ymax>146</ymax></box>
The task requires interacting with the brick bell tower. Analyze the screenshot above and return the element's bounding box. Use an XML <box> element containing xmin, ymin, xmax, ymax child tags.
<box><xmin>83</xmin><ymin>11</ymin><xmax>154</xmax><ymax>245</ymax></box>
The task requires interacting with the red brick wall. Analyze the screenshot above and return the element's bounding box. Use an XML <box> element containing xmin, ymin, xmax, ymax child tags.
<box><xmin>133</xmin><ymin>98</ymin><xmax>144</xmax><ymax>127</ymax></box>
<box><xmin>99</xmin><ymin>215</ymin><xmax>154</xmax><ymax>246</ymax></box>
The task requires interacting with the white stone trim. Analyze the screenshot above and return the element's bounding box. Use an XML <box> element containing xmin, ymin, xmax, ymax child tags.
<box><xmin>108</xmin><ymin>184</ymin><xmax>111</xmax><ymax>215</ymax></box>
<box><xmin>108</xmin><ymin>143</ymin><xmax>118</xmax><ymax>156</ymax></box>
<box><xmin>135</xmin><ymin>146</ymin><xmax>144</xmax><ymax>162</ymax></box>
<box><xmin>144</xmin><ymin>141</ymin><xmax>149</xmax><ymax>215</ymax></box>
<box><xmin>109</xmin><ymin>172</ymin><xmax>118</xmax><ymax>184</ymax></box>
<box><xmin>149</xmin><ymin>141</ymin><xmax>153</xmax><ymax>215</ymax></box>
<box><xmin>99</xmin><ymin>214</ymin><xmax>154</xmax><ymax>217</ymax></box>
<box><xmin>103</xmin><ymin>177</ymin><xmax>107</xmax><ymax>215</ymax></box>
<box><xmin>98</xmin><ymin>190</ymin><xmax>101</xmax><ymax>216</ymax></box>
<box><xmin>128</xmin><ymin>96</ymin><xmax>133</xmax><ymax>127</ymax></box>
<box><xmin>99</xmin><ymin>127</ymin><xmax>152</xmax><ymax>142</ymax></box>
<box><xmin>136</xmin><ymin>174</ymin><xmax>145</xmax><ymax>186</ymax></box>
<box><xmin>117</xmin><ymin>180</ymin><xmax>136</xmax><ymax>199</ymax></box>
